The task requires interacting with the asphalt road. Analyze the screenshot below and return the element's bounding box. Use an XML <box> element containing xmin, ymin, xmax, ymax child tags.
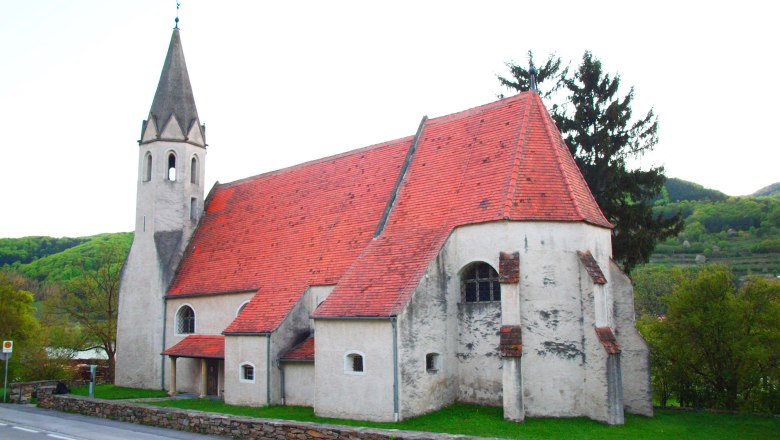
<box><xmin>0</xmin><ymin>404</ymin><xmax>224</xmax><ymax>440</ymax></box>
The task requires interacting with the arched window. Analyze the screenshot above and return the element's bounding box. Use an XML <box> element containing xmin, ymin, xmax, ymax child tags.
<box><xmin>239</xmin><ymin>362</ymin><xmax>255</xmax><ymax>383</ymax></box>
<box><xmin>236</xmin><ymin>301</ymin><xmax>250</xmax><ymax>317</ymax></box>
<box><xmin>167</xmin><ymin>152</ymin><xmax>177</xmax><ymax>181</ymax></box>
<box><xmin>461</xmin><ymin>262</ymin><xmax>501</xmax><ymax>303</ymax></box>
<box><xmin>190</xmin><ymin>155</ymin><xmax>199</xmax><ymax>184</ymax></box>
<box><xmin>175</xmin><ymin>305</ymin><xmax>195</xmax><ymax>334</ymax></box>
<box><xmin>143</xmin><ymin>152</ymin><xmax>152</xmax><ymax>182</ymax></box>
<box><xmin>344</xmin><ymin>351</ymin><xmax>365</xmax><ymax>375</ymax></box>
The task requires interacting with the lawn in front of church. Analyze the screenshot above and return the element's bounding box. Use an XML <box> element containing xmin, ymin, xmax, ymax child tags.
<box><xmin>146</xmin><ymin>398</ymin><xmax>779</xmax><ymax>439</ymax></box>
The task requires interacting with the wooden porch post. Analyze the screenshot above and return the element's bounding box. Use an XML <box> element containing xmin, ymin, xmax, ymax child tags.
<box><xmin>169</xmin><ymin>357</ymin><xmax>177</xmax><ymax>396</ymax></box>
<box><xmin>199</xmin><ymin>358</ymin><xmax>207</xmax><ymax>398</ymax></box>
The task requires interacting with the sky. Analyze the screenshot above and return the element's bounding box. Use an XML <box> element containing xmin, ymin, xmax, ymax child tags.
<box><xmin>1</xmin><ymin>1</ymin><xmax>778</xmax><ymax>239</ymax></box>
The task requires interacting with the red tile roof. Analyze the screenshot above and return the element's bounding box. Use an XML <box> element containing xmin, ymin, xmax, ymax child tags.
<box><xmin>169</xmin><ymin>92</ymin><xmax>610</xmax><ymax>328</ymax></box>
<box><xmin>577</xmin><ymin>250</ymin><xmax>607</xmax><ymax>284</ymax></box>
<box><xmin>595</xmin><ymin>327</ymin><xmax>621</xmax><ymax>354</ymax></box>
<box><xmin>163</xmin><ymin>335</ymin><xmax>225</xmax><ymax>359</ymax></box>
<box><xmin>313</xmin><ymin>93</ymin><xmax>609</xmax><ymax>318</ymax></box>
<box><xmin>168</xmin><ymin>138</ymin><xmax>412</xmax><ymax>333</ymax></box>
<box><xmin>279</xmin><ymin>337</ymin><xmax>314</xmax><ymax>362</ymax></box>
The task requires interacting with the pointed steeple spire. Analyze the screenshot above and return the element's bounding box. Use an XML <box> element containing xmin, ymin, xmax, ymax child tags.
<box><xmin>147</xmin><ymin>28</ymin><xmax>202</xmax><ymax>145</ymax></box>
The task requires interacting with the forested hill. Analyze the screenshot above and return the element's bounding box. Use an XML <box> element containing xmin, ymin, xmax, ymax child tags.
<box><xmin>1</xmin><ymin>233</ymin><xmax>132</xmax><ymax>285</ymax></box>
<box><xmin>752</xmin><ymin>182</ymin><xmax>780</xmax><ymax>198</ymax></box>
<box><xmin>648</xmin><ymin>180</ymin><xmax>780</xmax><ymax>277</ymax></box>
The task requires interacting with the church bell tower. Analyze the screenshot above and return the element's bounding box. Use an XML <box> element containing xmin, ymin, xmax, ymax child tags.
<box><xmin>115</xmin><ymin>26</ymin><xmax>206</xmax><ymax>389</ymax></box>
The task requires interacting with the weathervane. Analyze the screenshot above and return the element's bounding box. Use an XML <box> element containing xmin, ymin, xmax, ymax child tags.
<box><xmin>175</xmin><ymin>1</ymin><xmax>181</xmax><ymax>29</ymax></box>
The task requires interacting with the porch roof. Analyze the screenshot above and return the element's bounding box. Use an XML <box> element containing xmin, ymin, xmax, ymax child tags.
<box><xmin>163</xmin><ymin>335</ymin><xmax>225</xmax><ymax>359</ymax></box>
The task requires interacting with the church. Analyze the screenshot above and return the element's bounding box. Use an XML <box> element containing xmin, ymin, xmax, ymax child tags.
<box><xmin>115</xmin><ymin>27</ymin><xmax>652</xmax><ymax>425</ymax></box>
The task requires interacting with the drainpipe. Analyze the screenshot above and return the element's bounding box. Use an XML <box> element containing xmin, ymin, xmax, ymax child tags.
<box><xmin>266</xmin><ymin>336</ymin><xmax>271</xmax><ymax>405</ymax></box>
<box><xmin>277</xmin><ymin>359</ymin><xmax>285</xmax><ymax>405</ymax></box>
<box><xmin>391</xmin><ymin>317</ymin><xmax>399</xmax><ymax>422</ymax></box>
<box><xmin>161</xmin><ymin>299</ymin><xmax>167</xmax><ymax>390</ymax></box>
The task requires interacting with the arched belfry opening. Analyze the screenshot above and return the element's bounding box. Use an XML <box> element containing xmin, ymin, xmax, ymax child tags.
<box><xmin>167</xmin><ymin>152</ymin><xmax>177</xmax><ymax>181</ymax></box>
<box><xmin>144</xmin><ymin>152</ymin><xmax>152</xmax><ymax>182</ymax></box>
<box><xmin>190</xmin><ymin>155</ymin><xmax>199</xmax><ymax>184</ymax></box>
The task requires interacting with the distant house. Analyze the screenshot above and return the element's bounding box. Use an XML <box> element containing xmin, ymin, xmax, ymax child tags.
<box><xmin>115</xmin><ymin>28</ymin><xmax>651</xmax><ymax>425</ymax></box>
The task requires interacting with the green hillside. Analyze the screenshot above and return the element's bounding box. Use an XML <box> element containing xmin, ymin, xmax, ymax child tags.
<box><xmin>658</xmin><ymin>177</ymin><xmax>728</xmax><ymax>202</ymax></box>
<box><xmin>646</xmin><ymin>181</ymin><xmax>780</xmax><ymax>277</ymax></box>
<box><xmin>752</xmin><ymin>181</ymin><xmax>780</xmax><ymax>198</ymax></box>
<box><xmin>0</xmin><ymin>236</ymin><xmax>89</xmax><ymax>267</ymax></box>
<box><xmin>4</xmin><ymin>233</ymin><xmax>133</xmax><ymax>285</ymax></box>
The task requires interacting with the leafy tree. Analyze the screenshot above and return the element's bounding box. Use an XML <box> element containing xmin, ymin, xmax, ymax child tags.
<box><xmin>648</xmin><ymin>265</ymin><xmax>780</xmax><ymax>411</ymax></box>
<box><xmin>0</xmin><ymin>272</ymin><xmax>40</xmax><ymax>381</ymax></box>
<box><xmin>499</xmin><ymin>51</ymin><xmax>683</xmax><ymax>273</ymax></box>
<box><xmin>632</xmin><ymin>265</ymin><xmax>688</xmax><ymax>316</ymax></box>
<box><xmin>45</xmin><ymin>241</ymin><xmax>124</xmax><ymax>381</ymax></box>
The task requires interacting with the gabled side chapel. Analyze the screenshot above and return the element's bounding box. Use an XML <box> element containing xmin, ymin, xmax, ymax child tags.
<box><xmin>115</xmin><ymin>28</ymin><xmax>652</xmax><ymax>425</ymax></box>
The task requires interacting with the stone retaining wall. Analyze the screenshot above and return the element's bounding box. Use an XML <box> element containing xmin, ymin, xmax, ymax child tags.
<box><xmin>39</xmin><ymin>394</ymin><xmax>493</xmax><ymax>440</ymax></box>
<box><xmin>8</xmin><ymin>379</ymin><xmax>99</xmax><ymax>404</ymax></box>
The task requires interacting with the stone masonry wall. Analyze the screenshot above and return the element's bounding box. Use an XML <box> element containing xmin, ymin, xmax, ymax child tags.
<box><xmin>39</xmin><ymin>394</ymin><xmax>493</xmax><ymax>440</ymax></box>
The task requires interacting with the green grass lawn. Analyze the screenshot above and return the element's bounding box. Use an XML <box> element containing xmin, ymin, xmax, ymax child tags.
<box><xmin>70</xmin><ymin>384</ymin><xmax>169</xmax><ymax>400</ymax></box>
<box><xmin>146</xmin><ymin>399</ymin><xmax>780</xmax><ymax>440</ymax></box>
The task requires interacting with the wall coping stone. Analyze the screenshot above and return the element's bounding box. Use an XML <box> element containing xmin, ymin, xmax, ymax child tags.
<box><xmin>40</xmin><ymin>394</ymin><xmax>502</xmax><ymax>440</ymax></box>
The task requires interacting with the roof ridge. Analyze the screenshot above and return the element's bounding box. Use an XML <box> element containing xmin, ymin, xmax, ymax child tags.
<box><xmin>426</xmin><ymin>93</ymin><xmax>524</xmax><ymax>126</ymax></box>
<box><xmin>536</xmin><ymin>93</ymin><xmax>586</xmax><ymax>222</ymax></box>
<box><xmin>502</xmin><ymin>92</ymin><xmax>534</xmax><ymax>218</ymax></box>
<box><xmin>219</xmin><ymin>135</ymin><xmax>414</xmax><ymax>189</ymax></box>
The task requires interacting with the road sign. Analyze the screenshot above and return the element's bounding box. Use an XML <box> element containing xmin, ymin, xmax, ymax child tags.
<box><xmin>1</xmin><ymin>341</ymin><xmax>11</xmax><ymax>353</ymax></box>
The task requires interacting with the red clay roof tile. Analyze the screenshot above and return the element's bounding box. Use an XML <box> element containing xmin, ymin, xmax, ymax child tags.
<box><xmin>314</xmin><ymin>93</ymin><xmax>609</xmax><ymax>318</ymax></box>
<box><xmin>279</xmin><ymin>337</ymin><xmax>314</xmax><ymax>362</ymax></box>
<box><xmin>169</xmin><ymin>92</ymin><xmax>610</xmax><ymax>327</ymax></box>
<box><xmin>162</xmin><ymin>335</ymin><xmax>225</xmax><ymax>359</ymax></box>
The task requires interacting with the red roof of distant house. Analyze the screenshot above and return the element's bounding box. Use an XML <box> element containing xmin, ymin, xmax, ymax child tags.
<box><xmin>314</xmin><ymin>93</ymin><xmax>609</xmax><ymax>318</ymax></box>
<box><xmin>162</xmin><ymin>335</ymin><xmax>225</xmax><ymax>359</ymax></box>
<box><xmin>279</xmin><ymin>337</ymin><xmax>314</xmax><ymax>362</ymax></box>
<box><xmin>168</xmin><ymin>92</ymin><xmax>609</xmax><ymax>329</ymax></box>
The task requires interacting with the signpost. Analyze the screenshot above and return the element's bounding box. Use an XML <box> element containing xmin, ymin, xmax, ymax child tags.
<box><xmin>2</xmin><ymin>340</ymin><xmax>12</xmax><ymax>403</ymax></box>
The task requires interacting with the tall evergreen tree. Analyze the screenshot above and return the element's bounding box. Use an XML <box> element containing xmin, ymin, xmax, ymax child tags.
<box><xmin>499</xmin><ymin>51</ymin><xmax>682</xmax><ymax>273</ymax></box>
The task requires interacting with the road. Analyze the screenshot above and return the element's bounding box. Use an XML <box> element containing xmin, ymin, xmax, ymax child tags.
<box><xmin>0</xmin><ymin>404</ymin><xmax>224</xmax><ymax>440</ymax></box>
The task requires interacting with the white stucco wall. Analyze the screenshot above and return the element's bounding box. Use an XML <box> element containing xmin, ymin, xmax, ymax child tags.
<box><xmin>314</xmin><ymin>320</ymin><xmax>396</xmax><ymax>421</ymax></box>
<box><xmin>224</xmin><ymin>335</ymin><xmax>269</xmax><ymax>406</ymax></box>
<box><xmin>395</xmin><ymin>220</ymin><xmax>647</xmax><ymax>421</ymax></box>
<box><xmin>161</xmin><ymin>293</ymin><xmax>254</xmax><ymax>393</ymax></box>
<box><xmin>610</xmin><ymin>262</ymin><xmax>653</xmax><ymax>416</ymax></box>
<box><xmin>282</xmin><ymin>363</ymin><xmax>314</xmax><ymax>406</ymax></box>
<box><xmin>115</xmin><ymin>138</ymin><xmax>206</xmax><ymax>390</ymax></box>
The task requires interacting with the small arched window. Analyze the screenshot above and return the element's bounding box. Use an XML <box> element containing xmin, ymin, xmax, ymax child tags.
<box><xmin>143</xmin><ymin>152</ymin><xmax>152</xmax><ymax>182</ymax></box>
<box><xmin>240</xmin><ymin>362</ymin><xmax>255</xmax><ymax>383</ymax></box>
<box><xmin>236</xmin><ymin>301</ymin><xmax>250</xmax><ymax>317</ymax></box>
<box><xmin>190</xmin><ymin>156</ymin><xmax>199</xmax><ymax>184</ymax></box>
<box><xmin>175</xmin><ymin>305</ymin><xmax>195</xmax><ymax>334</ymax></box>
<box><xmin>167</xmin><ymin>152</ymin><xmax>177</xmax><ymax>181</ymax></box>
<box><xmin>344</xmin><ymin>351</ymin><xmax>365</xmax><ymax>375</ymax></box>
<box><xmin>461</xmin><ymin>262</ymin><xmax>501</xmax><ymax>303</ymax></box>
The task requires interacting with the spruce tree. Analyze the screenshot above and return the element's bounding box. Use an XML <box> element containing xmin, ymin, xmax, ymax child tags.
<box><xmin>500</xmin><ymin>51</ymin><xmax>682</xmax><ymax>273</ymax></box>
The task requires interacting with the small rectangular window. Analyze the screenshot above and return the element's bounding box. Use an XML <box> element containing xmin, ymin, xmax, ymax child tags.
<box><xmin>190</xmin><ymin>198</ymin><xmax>197</xmax><ymax>221</ymax></box>
<box><xmin>426</xmin><ymin>353</ymin><xmax>440</xmax><ymax>373</ymax></box>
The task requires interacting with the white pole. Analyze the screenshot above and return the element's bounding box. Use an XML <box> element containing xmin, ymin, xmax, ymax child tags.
<box><xmin>3</xmin><ymin>355</ymin><xmax>8</xmax><ymax>403</ymax></box>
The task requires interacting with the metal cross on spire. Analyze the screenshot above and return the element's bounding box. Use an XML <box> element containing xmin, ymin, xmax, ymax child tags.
<box><xmin>175</xmin><ymin>1</ymin><xmax>181</xmax><ymax>29</ymax></box>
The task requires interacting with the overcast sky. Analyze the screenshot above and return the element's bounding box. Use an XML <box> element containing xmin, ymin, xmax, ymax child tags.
<box><xmin>1</xmin><ymin>1</ymin><xmax>778</xmax><ymax>239</ymax></box>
